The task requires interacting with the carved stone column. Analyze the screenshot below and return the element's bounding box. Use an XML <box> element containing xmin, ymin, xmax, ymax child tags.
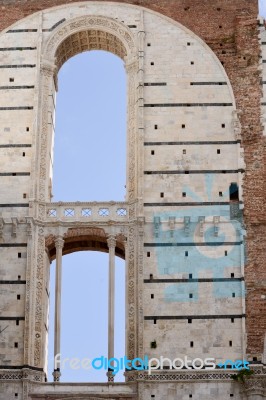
<box><xmin>53</xmin><ymin>236</ymin><xmax>64</xmax><ymax>382</ymax></box>
<box><xmin>23</xmin><ymin>218</ymin><xmax>34</xmax><ymax>366</ymax></box>
<box><xmin>137</xmin><ymin>219</ymin><xmax>144</xmax><ymax>359</ymax></box>
<box><xmin>123</xmin><ymin>238</ymin><xmax>128</xmax><ymax>357</ymax></box>
<box><xmin>107</xmin><ymin>235</ymin><xmax>116</xmax><ymax>382</ymax></box>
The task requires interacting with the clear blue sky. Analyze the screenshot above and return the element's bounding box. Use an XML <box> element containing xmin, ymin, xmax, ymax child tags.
<box><xmin>260</xmin><ymin>0</ymin><xmax>266</xmax><ymax>16</ymax></box>
<box><xmin>48</xmin><ymin>51</ymin><xmax>126</xmax><ymax>382</ymax></box>
<box><xmin>48</xmin><ymin>2</ymin><xmax>266</xmax><ymax>382</ymax></box>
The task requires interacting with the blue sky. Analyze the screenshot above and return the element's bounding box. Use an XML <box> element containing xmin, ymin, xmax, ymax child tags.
<box><xmin>48</xmin><ymin>3</ymin><xmax>266</xmax><ymax>382</ymax></box>
<box><xmin>260</xmin><ymin>0</ymin><xmax>266</xmax><ymax>16</ymax></box>
<box><xmin>52</xmin><ymin>51</ymin><xmax>126</xmax><ymax>201</ymax></box>
<box><xmin>48</xmin><ymin>51</ymin><xmax>126</xmax><ymax>382</ymax></box>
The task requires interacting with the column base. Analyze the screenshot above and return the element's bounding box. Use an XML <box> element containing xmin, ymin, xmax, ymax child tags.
<box><xmin>52</xmin><ymin>370</ymin><xmax>61</xmax><ymax>382</ymax></box>
<box><xmin>107</xmin><ymin>371</ymin><xmax>115</xmax><ymax>382</ymax></box>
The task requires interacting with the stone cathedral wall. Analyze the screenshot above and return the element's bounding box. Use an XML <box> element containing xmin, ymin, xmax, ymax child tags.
<box><xmin>0</xmin><ymin>0</ymin><xmax>264</xmax><ymax>364</ymax></box>
<box><xmin>0</xmin><ymin>1</ymin><xmax>265</xmax><ymax>400</ymax></box>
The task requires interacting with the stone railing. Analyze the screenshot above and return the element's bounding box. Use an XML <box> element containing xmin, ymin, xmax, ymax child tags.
<box><xmin>45</xmin><ymin>201</ymin><xmax>128</xmax><ymax>223</ymax></box>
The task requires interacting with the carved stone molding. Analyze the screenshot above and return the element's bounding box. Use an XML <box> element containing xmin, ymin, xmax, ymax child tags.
<box><xmin>44</xmin><ymin>16</ymin><xmax>136</xmax><ymax>62</ymax></box>
<box><xmin>65</xmin><ymin>227</ymin><xmax>107</xmax><ymax>239</ymax></box>
<box><xmin>0</xmin><ymin>368</ymin><xmax>45</xmax><ymax>382</ymax></box>
<box><xmin>243</xmin><ymin>376</ymin><xmax>266</xmax><ymax>391</ymax></box>
<box><xmin>30</xmin><ymin>397</ymin><xmax>130</xmax><ymax>400</ymax></box>
<box><xmin>137</xmin><ymin>219</ymin><xmax>145</xmax><ymax>359</ymax></box>
<box><xmin>24</xmin><ymin>223</ymin><xmax>38</xmax><ymax>366</ymax></box>
<box><xmin>33</xmin><ymin>226</ymin><xmax>46</xmax><ymax>366</ymax></box>
<box><xmin>126</xmin><ymin>370</ymin><xmax>266</xmax><ymax>382</ymax></box>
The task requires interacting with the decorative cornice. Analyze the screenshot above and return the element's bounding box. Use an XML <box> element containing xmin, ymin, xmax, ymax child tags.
<box><xmin>125</xmin><ymin>367</ymin><xmax>266</xmax><ymax>382</ymax></box>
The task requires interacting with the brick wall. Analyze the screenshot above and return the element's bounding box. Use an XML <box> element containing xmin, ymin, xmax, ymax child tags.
<box><xmin>0</xmin><ymin>0</ymin><xmax>265</xmax><ymax>357</ymax></box>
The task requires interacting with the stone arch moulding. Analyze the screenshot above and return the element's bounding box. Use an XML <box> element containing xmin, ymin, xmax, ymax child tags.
<box><xmin>45</xmin><ymin>227</ymin><xmax>126</xmax><ymax>261</ymax></box>
<box><xmin>30</xmin><ymin>13</ymin><xmax>140</xmax><ymax>370</ymax></box>
<box><xmin>33</xmin><ymin>14</ymin><xmax>139</xmax><ymax>213</ymax></box>
<box><xmin>44</xmin><ymin>15</ymin><xmax>137</xmax><ymax>60</ymax></box>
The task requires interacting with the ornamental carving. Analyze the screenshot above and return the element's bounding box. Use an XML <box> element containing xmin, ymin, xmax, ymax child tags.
<box><xmin>44</xmin><ymin>16</ymin><xmax>136</xmax><ymax>61</ymax></box>
<box><xmin>65</xmin><ymin>227</ymin><xmax>106</xmax><ymax>239</ymax></box>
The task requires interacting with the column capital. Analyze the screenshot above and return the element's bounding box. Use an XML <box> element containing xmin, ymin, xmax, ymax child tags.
<box><xmin>55</xmin><ymin>237</ymin><xmax>64</xmax><ymax>250</ymax></box>
<box><xmin>124</xmin><ymin>57</ymin><xmax>138</xmax><ymax>74</ymax></box>
<box><xmin>40</xmin><ymin>58</ymin><xmax>57</xmax><ymax>77</ymax></box>
<box><xmin>107</xmin><ymin>235</ymin><xmax>116</xmax><ymax>249</ymax></box>
<box><xmin>123</xmin><ymin>238</ymin><xmax>128</xmax><ymax>249</ymax></box>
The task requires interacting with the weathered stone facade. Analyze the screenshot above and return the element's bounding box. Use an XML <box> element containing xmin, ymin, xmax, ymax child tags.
<box><xmin>0</xmin><ymin>1</ymin><xmax>265</xmax><ymax>399</ymax></box>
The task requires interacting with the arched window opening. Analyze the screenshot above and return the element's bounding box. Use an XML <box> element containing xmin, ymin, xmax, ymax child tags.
<box><xmin>46</xmin><ymin>48</ymin><xmax>127</xmax><ymax>382</ymax></box>
<box><xmin>48</xmin><ymin>251</ymin><xmax>125</xmax><ymax>382</ymax></box>
<box><xmin>52</xmin><ymin>50</ymin><xmax>126</xmax><ymax>201</ymax></box>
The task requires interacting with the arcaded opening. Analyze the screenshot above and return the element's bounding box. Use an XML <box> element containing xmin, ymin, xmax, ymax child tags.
<box><xmin>46</xmin><ymin>228</ymin><xmax>126</xmax><ymax>261</ymax></box>
<box><xmin>48</xmin><ymin>251</ymin><xmax>125</xmax><ymax>382</ymax></box>
<box><xmin>55</xmin><ymin>30</ymin><xmax>127</xmax><ymax>71</ymax></box>
<box><xmin>46</xmin><ymin>31</ymin><xmax>128</xmax><ymax>382</ymax></box>
<box><xmin>51</xmin><ymin>47</ymin><xmax>127</xmax><ymax>201</ymax></box>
